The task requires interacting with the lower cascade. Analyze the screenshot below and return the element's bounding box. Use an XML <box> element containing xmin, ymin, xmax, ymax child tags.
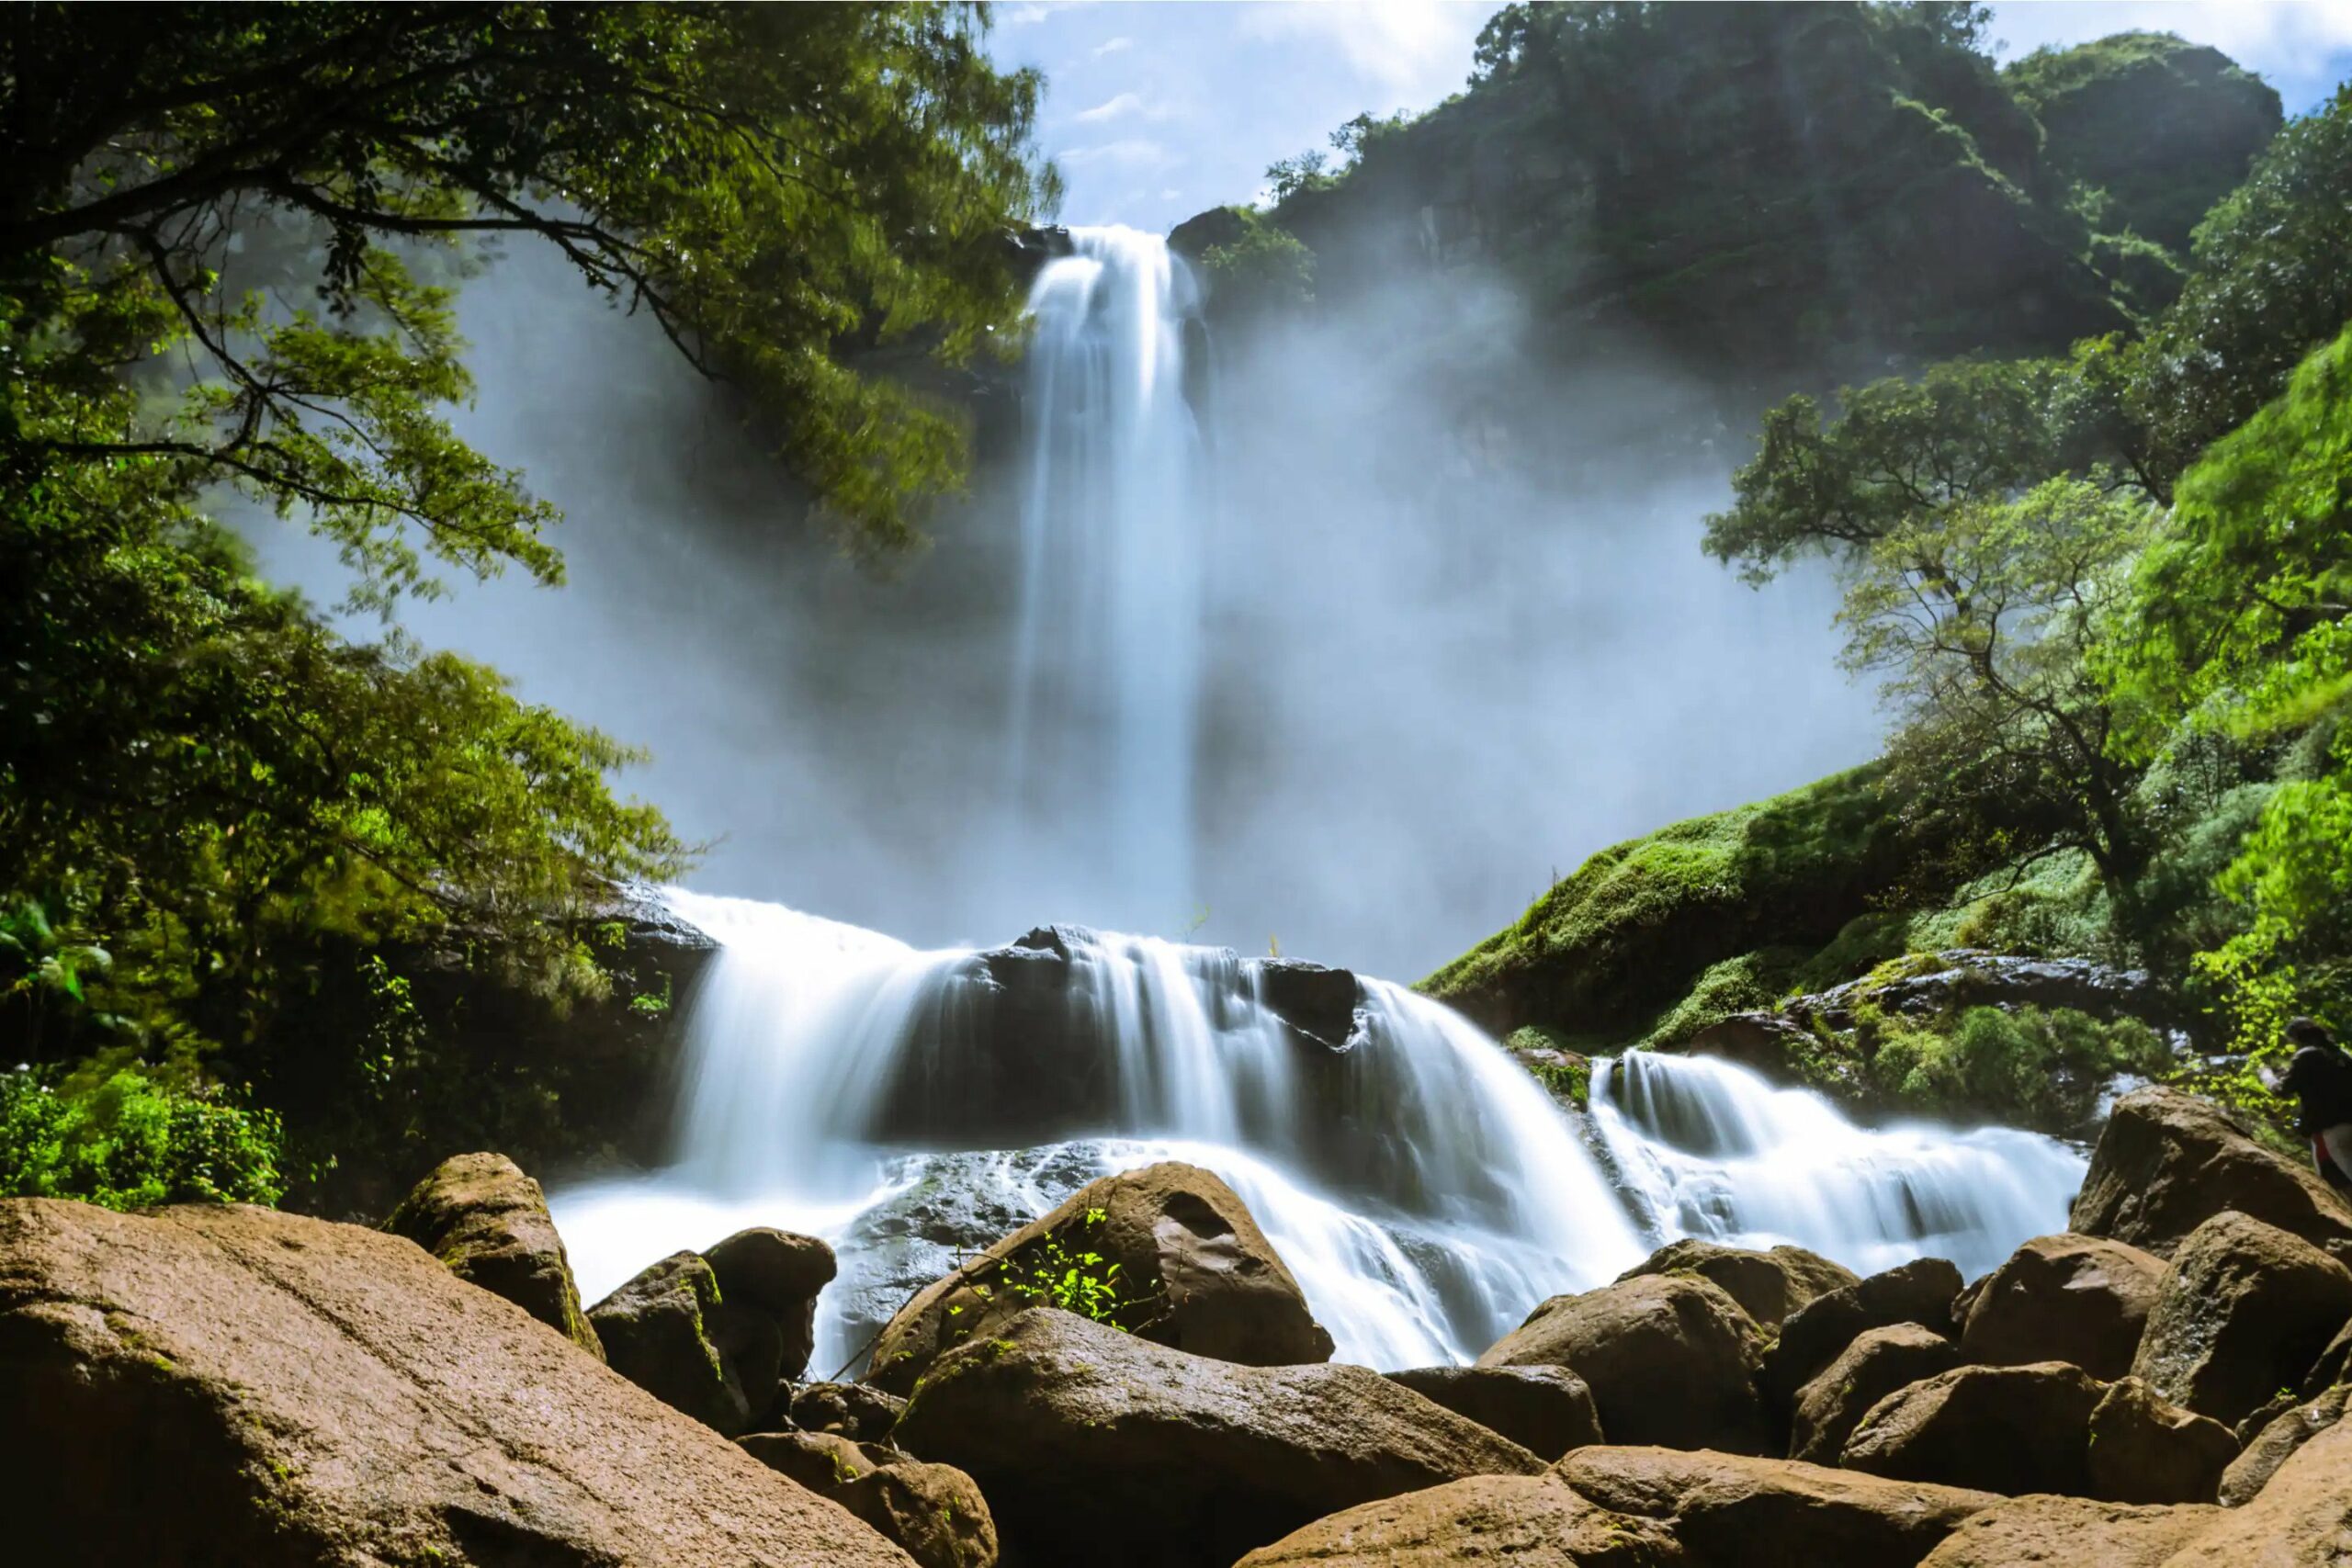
<box><xmin>553</xmin><ymin>889</ymin><xmax>2086</xmax><ymax>1374</ymax></box>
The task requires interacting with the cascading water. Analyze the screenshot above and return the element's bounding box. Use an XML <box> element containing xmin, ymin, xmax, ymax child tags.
<box><xmin>1001</xmin><ymin>226</ymin><xmax>1204</xmax><ymax>932</ymax></box>
<box><xmin>552</xmin><ymin>891</ymin><xmax>2087</xmax><ymax>1378</ymax></box>
<box><xmin>1589</xmin><ymin>1050</ymin><xmax>2085</xmax><ymax>1282</ymax></box>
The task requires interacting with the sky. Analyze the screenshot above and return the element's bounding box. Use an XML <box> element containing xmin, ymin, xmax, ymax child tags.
<box><xmin>989</xmin><ymin>1</ymin><xmax>2352</xmax><ymax>231</ymax></box>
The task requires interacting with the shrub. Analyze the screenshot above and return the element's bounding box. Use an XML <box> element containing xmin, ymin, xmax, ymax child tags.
<box><xmin>0</xmin><ymin>1066</ymin><xmax>285</xmax><ymax>1210</ymax></box>
<box><xmin>1865</xmin><ymin>1004</ymin><xmax>2168</xmax><ymax>1130</ymax></box>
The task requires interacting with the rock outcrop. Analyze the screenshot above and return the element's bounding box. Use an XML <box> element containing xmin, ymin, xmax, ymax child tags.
<box><xmin>0</xmin><ymin>1198</ymin><xmax>916</xmax><ymax>1567</ymax></box>
<box><xmin>892</xmin><ymin>1307</ymin><xmax>1544</xmax><ymax>1567</ymax></box>
<box><xmin>382</xmin><ymin>1149</ymin><xmax>604</xmax><ymax>1357</ymax></box>
<box><xmin>1955</xmin><ymin>1233</ymin><xmax>2165</xmax><ymax>1381</ymax></box>
<box><xmin>2165</xmin><ymin>1414</ymin><xmax>2352</xmax><ymax>1563</ymax></box>
<box><xmin>704</xmin><ymin>1225</ymin><xmax>838</xmax><ymax>1384</ymax></box>
<box><xmin>867</xmin><ymin>1161</ymin><xmax>1332</xmax><ymax>1394</ymax></box>
<box><xmin>1557</xmin><ymin>1446</ymin><xmax>1997</xmax><ymax>1568</ymax></box>
<box><xmin>2070</xmin><ymin>1086</ymin><xmax>2352</xmax><ymax>1258</ymax></box>
<box><xmin>2086</xmin><ymin>1376</ymin><xmax>2239</xmax><ymax>1506</ymax></box>
<box><xmin>1234</xmin><ymin>1473</ymin><xmax>1678</xmax><ymax>1568</ymax></box>
<box><xmin>1478</xmin><ymin>1272</ymin><xmax>1769</xmax><ymax>1454</ymax></box>
<box><xmin>1790</xmin><ymin>1322</ymin><xmax>1959</xmax><ymax>1464</ymax></box>
<box><xmin>1840</xmin><ymin>1361</ymin><xmax>2106</xmax><ymax>1496</ymax></box>
<box><xmin>2220</xmin><ymin>1383</ymin><xmax>2349</xmax><ymax>1507</ymax></box>
<box><xmin>2129</xmin><ymin>1210</ymin><xmax>2352</xmax><ymax>1427</ymax></box>
<box><xmin>1760</xmin><ymin>1257</ymin><xmax>1963</xmax><ymax>1415</ymax></box>
<box><xmin>738</xmin><ymin>1430</ymin><xmax>995</xmax><ymax>1568</ymax></box>
<box><xmin>1616</xmin><ymin>1238</ymin><xmax>1859</xmax><ymax>1330</ymax></box>
<box><xmin>1916</xmin><ymin>1496</ymin><xmax>2222</xmax><ymax>1568</ymax></box>
<box><xmin>792</xmin><ymin>1381</ymin><xmax>910</xmax><ymax>1444</ymax></box>
<box><xmin>1384</xmin><ymin>1364</ymin><xmax>1605</xmax><ymax>1461</ymax></box>
<box><xmin>588</xmin><ymin>1249</ymin><xmax>753</xmax><ymax>1433</ymax></box>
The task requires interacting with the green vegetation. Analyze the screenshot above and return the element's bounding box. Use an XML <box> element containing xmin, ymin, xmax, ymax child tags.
<box><xmin>948</xmin><ymin>1209</ymin><xmax>1164</xmax><ymax>1339</ymax></box>
<box><xmin>1864</xmin><ymin>1005</ymin><xmax>2167</xmax><ymax>1131</ymax></box>
<box><xmin>1</xmin><ymin>4</ymin><xmax>1053</xmax><ymax>1209</ymax></box>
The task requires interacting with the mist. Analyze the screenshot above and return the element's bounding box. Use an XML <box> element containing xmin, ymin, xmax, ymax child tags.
<box><xmin>242</xmin><ymin>238</ymin><xmax>1884</xmax><ymax>981</ymax></box>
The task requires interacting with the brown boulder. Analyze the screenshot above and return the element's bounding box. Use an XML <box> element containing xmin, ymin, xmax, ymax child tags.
<box><xmin>1385</xmin><ymin>1364</ymin><xmax>1605</xmax><ymax>1461</ymax></box>
<box><xmin>2070</xmin><ymin>1087</ymin><xmax>2352</xmax><ymax>1258</ymax></box>
<box><xmin>1477</xmin><ymin>1273</ymin><xmax>1769</xmax><ymax>1453</ymax></box>
<box><xmin>2129</xmin><ymin>1211</ymin><xmax>2352</xmax><ymax>1428</ymax></box>
<box><xmin>1617</xmin><ymin>1238</ymin><xmax>1860</xmax><ymax>1330</ymax></box>
<box><xmin>2301</xmin><ymin>1315</ymin><xmax>2352</xmax><ymax>1397</ymax></box>
<box><xmin>706</xmin><ymin>1225</ymin><xmax>838</xmax><ymax>1383</ymax></box>
<box><xmin>1917</xmin><ymin>1496</ymin><xmax>2222</xmax><ymax>1568</ymax></box>
<box><xmin>1957</xmin><ymin>1234</ymin><xmax>2165</xmax><ymax>1381</ymax></box>
<box><xmin>1760</xmin><ymin>1257</ymin><xmax>1964</xmax><ymax>1415</ymax></box>
<box><xmin>1840</xmin><ymin>1360</ymin><xmax>2105</xmax><ymax>1495</ymax></box>
<box><xmin>2086</xmin><ymin>1376</ymin><xmax>2239</xmax><ymax>1505</ymax></box>
<box><xmin>0</xmin><ymin>1199</ymin><xmax>916</xmax><ymax>1567</ymax></box>
<box><xmin>1557</xmin><ymin>1445</ymin><xmax>1996</xmax><ymax>1567</ymax></box>
<box><xmin>793</xmin><ymin>1380</ymin><xmax>909</xmax><ymax>1443</ymax></box>
<box><xmin>383</xmin><ymin>1150</ymin><xmax>604</xmax><ymax>1357</ymax></box>
<box><xmin>2165</xmin><ymin>1414</ymin><xmax>2352</xmax><ymax>1563</ymax></box>
<box><xmin>1235</xmin><ymin>1473</ymin><xmax>1679</xmax><ymax>1567</ymax></box>
<box><xmin>865</xmin><ymin>1161</ymin><xmax>1331</xmax><ymax>1394</ymax></box>
<box><xmin>2219</xmin><ymin>1383</ymin><xmax>2348</xmax><ymax>1506</ymax></box>
<box><xmin>892</xmin><ymin>1307</ymin><xmax>1543</xmax><ymax>1567</ymax></box>
<box><xmin>589</xmin><ymin>1249</ymin><xmax>759</xmax><ymax>1433</ymax></box>
<box><xmin>1791</xmin><ymin>1323</ymin><xmax>1960</xmax><ymax>1464</ymax></box>
<box><xmin>738</xmin><ymin>1430</ymin><xmax>995</xmax><ymax>1568</ymax></box>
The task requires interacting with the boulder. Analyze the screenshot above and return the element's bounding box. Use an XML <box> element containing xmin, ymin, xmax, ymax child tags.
<box><xmin>2302</xmin><ymin>1316</ymin><xmax>2352</xmax><ymax>1397</ymax></box>
<box><xmin>792</xmin><ymin>1380</ymin><xmax>909</xmax><ymax>1443</ymax></box>
<box><xmin>383</xmin><ymin>1150</ymin><xmax>605</xmax><ymax>1358</ymax></box>
<box><xmin>589</xmin><ymin>1250</ymin><xmax>755</xmax><ymax>1434</ymax></box>
<box><xmin>866</xmin><ymin>1161</ymin><xmax>1332</xmax><ymax>1394</ymax></box>
<box><xmin>1840</xmin><ymin>1361</ymin><xmax>2105</xmax><ymax>1495</ymax></box>
<box><xmin>2165</xmin><ymin>1414</ymin><xmax>2352</xmax><ymax>1563</ymax></box>
<box><xmin>705</xmin><ymin>1226</ymin><xmax>838</xmax><ymax>1383</ymax></box>
<box><xmin>1956</xmin><ymin>1234</ymin><xmax>2165</xmax><ymax>1382</ymax></box>
<box><xmin>1616</xmin><ymin>1238</ymin><xmax>1860</xmax><ymax>1331</ymax></box>
<box><xmin>738</xmin><ymin>1431</ymin><xmax>995</xmax><ymax>1568</ymax></box>
<box><xmin>0</xmin><ymin>1199</ymin><xmax>917</xmax><ymax>1567</ymax></box>
<box><xmin>1760</xmin><ymin>1257</ymin><xmax>1964</xmax><ymax>1415</ymax></box>
<box><xmin>1791</xmin><ymin>1323</ymin><xmax>1960</xmax><ymax>1464</ymax></box>
<box><xmin>2070</xmin><ymin>1086</ymin><xmax>2352</xmax><ymax>1258</ymax></box>
<box><xmin>1384</xmin><ymin>1364</ymin><xmax>1605</xmax><ymax>1461</ymax></box>
<box><xmin>2129</xmin><ymin>1211</ymin><xmax>2352</xmax><ymax>1427</ymax></box>
<box><xmin>2219</xmin><ymin>1383</ymin><xmax>2349</xmax><ymax>1506</ymax></box>
<box><xmin>1235</xmin><ymin>1473</ymin><xmax>1679</xmax><ymax>1568</ymax></box>
<box><xmin>1917</xmin><ymin>1497</ymin><xmax>2222</xmax><ymax>1568</ymax></box>
<box><xmin>1557</xmin><ymin>1445</ymin><xmax>1997</xmax><ymax>1567</ymax></box>
<box><xmin>2086</xmin><ymin>1376</ymin><xmax>2239</xmax><ymax>1505</ymax></box>
<box><xmin>1478</xmin><ymin>1273</ymin><xmax>1768</xmax><ymax>1453</ymax></box>
<box><xmin>891</xmin><ymin>1307</ymin><xmax>1544</xmax><ymax>1567</ymax></box>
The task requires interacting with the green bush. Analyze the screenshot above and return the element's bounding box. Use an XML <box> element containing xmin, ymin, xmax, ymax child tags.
<box><xmin>1865</xmin><ymin>1004</ymin><xmax>2168</xmax><ymax>1130</ymax></box>
<box><xmin>0</xmin><ymin>1067</ymin><xmax>285</xmax><ymax>1210</ymax></box>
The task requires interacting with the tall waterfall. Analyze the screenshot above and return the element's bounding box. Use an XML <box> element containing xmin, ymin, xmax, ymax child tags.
<box><xmin>552</xmin><ymin>892</ymin><xmax>2086</xmax><ymax>1376</ymax></box>
<box><xmin>1002</xmin><ymin>226</ymin><xmax>1204</xmax><ymax>933</ymax></box>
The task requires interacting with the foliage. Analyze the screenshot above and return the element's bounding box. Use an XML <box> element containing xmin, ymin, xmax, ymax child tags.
<box><xmin>0</xmin><ymin>1065</ymin><xmax>285</xmax><ymax>1210</ymax></box>
<box><xmin>1198</xmin><ymin>217</ymin><xmax>1316</xmax><ymax>323</ymax></box>
<box><xmin>949</xmin><ymin>1208</ymin><xmax>1164</xmax><ymax>1338</ymax></box>
<box><xmin>1863</xmin><ymin>1004</ymin><xmax>2168</xmax><ymax>1130</ymax></box>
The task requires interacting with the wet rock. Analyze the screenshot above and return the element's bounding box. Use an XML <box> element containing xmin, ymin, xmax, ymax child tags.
<box><xmin>0</xmin><ymin>1199</ymin><xmax>915</xmax><ymax>1567</ymax></box>
<box><xmin>2165</xmin><ymin>1414</ymin><xmax>2352</xmax><ymax>1563</ymax></box>
<box><xmin>867</xmin><ymin>1160</ymin><xmax>1332</xmax><ymax>1395</ymax></box>
<box><xmin>705</xmin><ymin>1225</ymin><xmax>836</xmax><ymax>1385</ymax></box>
<box><xmin>2070</xmin><ymin>1086</ymin><xmax>2352</xmax><ymax>1258</ymax></box>
<box><xmin>1840</xmin><ymin>1360</ymin><xmax>2105</xmax><ymax>1495</ymax></box>
<box><xmin>792</xmin><ymin>1380</ymin><xmax>909</xmax><ymax>1443</ymax></box>
<box><xmin>1257</xmin><ymin>956</ymin><xmax>1366</xmax><ymax>1053</ymax></box>
<box><xmin>1478</xmin><ymin>1272</ymin><xmax>1770</xmax><ymax>1454</ymax></box>
<box><xmin>1384</xmin><ymin>1364</ymin><xmax>1605</xmax><ymax>1461</ymax></box>
<box><xmin>589</xmin><ymin>1251</ymin><xmax>754</xmax><ymax>1434</ymax></box>
<box><xmin>2220</xmin><ymin>1383</ymin><xmax>2349</xmax><ymax>1506</ymax></box>
<box><xmin>1760</xmin><ymin>1257</ymin><xmax>1963</xmax><ymax>1416</ymax></box>
<box><xmin>1617</xmin><ymin>1237</ymin><xmax>1859</xmax><ymax>1331</ymax></box>
<box><xmin>1791</xmin><ymin>1323</ymin><xmax>1960</xmax><ymax>1464</ymax></box>
<box><xmin>2129</xmin><ymin>1210</ymin><xmax>2352</xmax><ymax>1427</ymax></box>
<box><xmin>382</xmin><ymin>1150</ymin><xmax>603</xmax><ymax>1357</ymax></box>
<box><xmin>1558</xmin><ymin>1445</ymin><xmax>1997</xmax><ymax>1568</ymax></box>
<box><xmin>1234</xmin><ymin>1473</ymin><xmax>1678</xmax><ymax>1568</ymax></box>
<box><xmin>2086</xmin><ymin>1376</ymin><xmax>2239</xmax><ymax>1505</ymax></box>
<box><xmin>739</xmin><ymin>1430</ymin><xmax>996</xmax><ymax>1568</ymax></box>
<box><xmin>1916</xmin><ymin>1496</ymin><xmax>2222</xmax><ymax>1568</ymax></box>
<box><xmin>892</xmin><ymin>1307</ymin><xmax>1544</xmax><ymax>1568</ymax></box>
<box><xmin>1956</xmin><ymin>1233</ymin><xmax>2165</xmax><ymax>1381</ymax></box>
<box><xmin>1673</xmin><ymin>1012</ymin><xmax>1820</xmax><ymax>1084</ymax></box>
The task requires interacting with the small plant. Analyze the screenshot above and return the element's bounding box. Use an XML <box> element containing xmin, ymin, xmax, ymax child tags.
<box><xmin>944</xmin><ymin>1207</ymin><xmax>1165</xmax><ymax>1342</ymax></box>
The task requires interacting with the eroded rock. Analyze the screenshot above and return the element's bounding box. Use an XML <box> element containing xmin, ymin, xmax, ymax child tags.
<box><xmin>2129</xmin><ymin>1210</ymin><xmax>2352</xmax><ymax>1428</ymax></box>
<box><xmin>1916</xmin><ymin>1496</ymin><xmax>2222</xmax><ymax>1568</ymax></box>
<box><xmin>1760</xmin><ymin>1257</ymin><xmax>1963</xmax><ymax>1416</ymax></box>
<box><xmin>792</xmin><ymin>1380</ymin><xmax>909</xmax><ymax>1444</ymax></box>
<box><xmin>383</xmin><ymin>1150</ymin><xmax>604</xmax><ymax>1357</ymax></box>
<box><xmin>1234</xmin><ymin>1472</ymin><xmax>1679</xmax><ymax>1568</ymax></box>
<box><xmin>2166</xmin><ymin>1414</ymin><xmax>2352</xmax><ymax>1563</ymax></box>
<box><xmin>589</xmin><ymin>1250</ymin><xmax>754</xmax><ymax>1434</ymax></box>
<box><xmin>2218</xmin><ymin>1383</ymin><xmax>2348</xmax><ymax>1506</ymax></box>
<box><xmin>1791</xmin><ymin>1322</ymin><xmax>1959</xmax><ymax>1465</ymax></box>
<box><xmin>2070</xmin><ymin>1086</ymin><xmax>2352</xmax><ymax>1258</ymax></box>
<box><xmin>738</xmin><ymin>1430</ymin><xmax>995</xmax><ymax>1568</ymax></box>
<box><xmin>706</xmin><ymin>1226</ymin><xmax>838</xmax><ymax>1384</ymax></box>
<box><xmin>1957</xmin><ymin>1233</ymin><xmax>2164</xmax><ymax>1381</ymax></box>
<box><xmin>1840</xmin><ymin>1360</ymin><xmax>2104</xmax><ymax>1496</ymax></box>
<box><xmin>2086</xmin><ymin>1376</ymin><xmax>2239</xmax><ymax>1506</ymax></box>
<box><xmin>1385</xmin><ymin>1364</ymin><xmax>1605</xmax><ymax>1461</ymax></box>
<box><xmin>1616</xmin><ymin>1238</ymin><xmax>1859</xmax><ymax>1331</ymax></box>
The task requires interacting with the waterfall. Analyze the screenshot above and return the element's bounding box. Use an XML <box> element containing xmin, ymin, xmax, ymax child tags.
<box><xmin>1002</xmin><ymin>226</ymin><xmax>1204</xmax><ymax>934</ymax></box>
<box><xmin>551</xmin><ymin>893</ymin><xmax>2087</xmax><ymax>1377</ymax></box>
<box><xmin>1589</xmin><ymin>1050</ymin><xmax>2085</xmax><ymax>1283</ymax></box>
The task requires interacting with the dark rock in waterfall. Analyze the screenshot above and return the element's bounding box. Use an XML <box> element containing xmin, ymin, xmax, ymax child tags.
<box><xmin>1257</xmin><ymin>957</ymin><xmax>1367</xmax><ymax>1053</ymax></box>
<box><xmin>1383</xmin><ymin>1364</ymin><xmax>1605</xmax><ymax>1461</ymax></box>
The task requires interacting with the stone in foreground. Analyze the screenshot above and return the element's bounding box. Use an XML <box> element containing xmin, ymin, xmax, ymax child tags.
<box><xmin>0</xmin><ymin>1199</ymin><xmax>915</xmax><ymax>1567</ymax></box>
<box><xmin>383</xmin><ymin>1149</ymin><xmax>605</xmax><ymax>1357</ymax></box>
<box><xmin>1615</xmin><ymin>1237</ymin><xmax>1859</xmax><ymax>1330</ymax></box>
<box><xmin>892</xmin><ymin>1306</ymin><xmax>1544</xmax><ymax>1567</ymax></box>
<box><xmin>2128</xmin><ymin>1209</ymin><xmax>2352</xmax><ymax>1428</ymax></box>
<box><xmin>2070</xmin><ymin>1086</ymin><xmax>2352</xmax><ymax>1258</ymax></box>
<box><xmin>738</xmin><ymin>1429</ymin><xmax>994</xmax><ymax>1568</ymax></box>
<box><xmin>1916</xmin><ymin>1496</ymin><xmax>2222</xmax><ymax>1568</ymax></box>
<box><xmin>1234</xmin><ymin>1472</ymin><xmax>1679</xmax><ymax>1567</ymax></box>
<box><xmin>1791</xmin><ymin>1322</ymin><xmax>1959</xmax><ymax>1465</ymax></box>
<box><xmin>1839</xmin><ymin>1360</ymin><xmax>2104</xmax><ymax>1496</ymax></box>
<box><xmin>1759</xmin><ymin>1257</ymin><xmax>1963</xmax><ymax>1416</ymax></box>
<box><xmin>2085</xmin><ymin>1376</ymin><xmax>2239</xmax><ymax>1506</ymax></box>
<box><xmin>1384</xmin><ymin>1363</ymin><xmax>1605</xmax><ymax>1461</ymax></box>
<box><xmin>1954</xmin><ymin>1233</ymin><xmax>2163</xmax><ymax>1382</ymax></box>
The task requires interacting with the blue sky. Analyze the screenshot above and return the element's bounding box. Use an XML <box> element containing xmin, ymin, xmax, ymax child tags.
<box><xmin>989</xmin><ymin>1</ymin><xmax>2352</xmax><ymax>231</ymax></box>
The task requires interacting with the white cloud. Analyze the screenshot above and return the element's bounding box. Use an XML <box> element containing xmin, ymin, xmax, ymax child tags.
<box><xmin>1238</xmin><ymin>1</ymin><xmax>1486</xmax><ymax>99</ymax></box>
<box><xmin>1092</xmin><ymin>36</ymin><xmax>1134</xmax><ymax>58</ymax></box>
<box><xmin>1077</xmin><ymin>91</ymin><xmax>1147</xmax><ymax>123</ymax></box>
<box><xmin>999</xmin><ymin>3</ymin><xmax>1054</xmax><ymax>26</ymax></box>
<box><xmin>1057</xmin><ymin>139</ymin><xmax>1179</xmax><ymax>169</ymax></box>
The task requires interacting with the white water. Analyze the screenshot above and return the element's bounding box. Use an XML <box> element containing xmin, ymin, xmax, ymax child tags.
<box><xmin>1001</xmin><ymin>226</ymin><xmax>1204</xmax><ymax>933</ymax></box>
<box><xmin>553</xmin><ymin>891</ymin><xmax>2086</xmax><ymax>1376</ymax></box>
